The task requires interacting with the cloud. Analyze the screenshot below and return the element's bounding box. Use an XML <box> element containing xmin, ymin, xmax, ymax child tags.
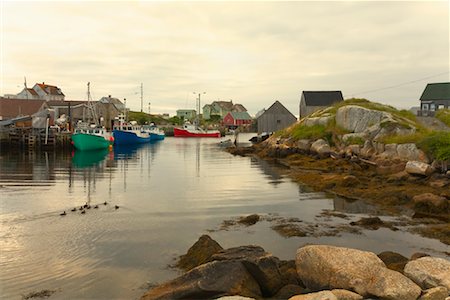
<box><xmin>1</xmin><ymin>1</ymin><xmax>448</xmax><ymax>115</ymax></box>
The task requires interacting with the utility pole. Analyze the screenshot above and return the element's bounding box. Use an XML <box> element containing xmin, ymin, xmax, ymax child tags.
<box><xmin>140</xmin><ymin>83</ymin><xmax>143</xmax><ymax>112</ymax></box>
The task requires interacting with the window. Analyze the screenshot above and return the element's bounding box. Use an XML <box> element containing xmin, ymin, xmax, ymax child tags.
<box><xmin>277</xmin><ymin>120</ymin><xmax>281</xmax><ymax>124</ymax></box>
<box><xmin>430</xmin><ymin>103</ymin><xmax>436</xmax><ymax>111</ymax></box>
<box><xmin>422</xmin><ymin>104</ymin><xmax>429</xmax><ymax>111</ymax></box>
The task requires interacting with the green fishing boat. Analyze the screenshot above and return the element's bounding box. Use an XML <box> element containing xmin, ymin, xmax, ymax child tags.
<box><xmin>72</xmin><ymin>127</ymin><xmax>113</xmax><ymax>151</ymax></box>
<box><xmin>71</xmin><ymin>82</ymin><xmax>113</xmax><ymax>151</ymax></box>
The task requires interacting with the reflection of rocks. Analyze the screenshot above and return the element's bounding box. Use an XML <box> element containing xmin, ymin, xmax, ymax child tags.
<box><xmin>349</xmin><ymin>217</ymin><xmax>397</xmax><ymax>230</ymax></box>
<box><xmin>332</xmin><ymin>197</ymin><xmax>378</xmax><ymax>214</ymax></box>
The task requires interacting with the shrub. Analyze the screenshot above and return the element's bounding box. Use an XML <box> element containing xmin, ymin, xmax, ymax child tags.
<box><xmin>418</xmin><ymin>131</ymin><xmax>450</xmax><ymax>161</ymax></box>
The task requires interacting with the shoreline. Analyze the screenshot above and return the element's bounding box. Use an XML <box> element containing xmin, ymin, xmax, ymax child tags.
<box><xmin>227</xmin><ymin>143</ymin><xmax>450</xmax><ymax>245</ymax></box>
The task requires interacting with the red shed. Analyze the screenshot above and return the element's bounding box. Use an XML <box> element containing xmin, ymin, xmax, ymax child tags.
<box><xmin>223</xmin><ymin>111</ymin><xmax>252</xmax><ymax>128</ymax></box>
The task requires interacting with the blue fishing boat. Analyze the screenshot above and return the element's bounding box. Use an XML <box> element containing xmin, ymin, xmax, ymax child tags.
<box><xmin>143</xmin><ymin>123</ymin><xmax>165</xmax><ymax>141</ymax></box>
<box><xmin>113</xmin><ymin>115</ymin><xmax>151</xmax><ymax>145</ymax></box>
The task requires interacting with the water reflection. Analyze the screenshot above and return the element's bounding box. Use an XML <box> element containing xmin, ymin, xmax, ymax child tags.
<box><xmin>333</xmin><ymin>197</ymin><xmax>379</xmax><ymax>214</ymax></box>
<box><xmin>250</xmin><ymin>157</ymin><xmax>283</xmax><ymax>186</ymax></box>
<box><xmin>72</xmin><ymin>149</ymin><xmax>109</xmax><ymax>168</ymax></box>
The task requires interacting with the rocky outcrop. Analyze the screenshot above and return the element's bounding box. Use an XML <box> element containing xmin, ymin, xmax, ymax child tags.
<box><xmin>405</xmin><ymin>161</ymin><xmax>435</xmax><ymax>176</ymax></box>
<box><xmin>295</xmin><ymin>245</ymin><xmax>421</xmax><ymax>299</ymax></box>
<box><xmin>404</xmin><ymin>257</ymin><xmax>450</xmax><ymax>291</ymax></box>
<box><xmin>176</xmin><ymin>235</ymin><xmax>223</xmax><ymax>271</ymax></box>
<box><xmin>304</xmin><ymin>116</ymin><xmax>333</xmax><ymax>127</ymax></box>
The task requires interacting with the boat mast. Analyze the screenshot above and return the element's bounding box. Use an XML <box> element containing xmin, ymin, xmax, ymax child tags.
<box><xmin>193</xmin><ymin>92</ymin><xmax>205</xmax><ymax>128</ymax></box>
<box><xmin>86</xmin><ymin>82</ymin><xmax>99</xmax><ymax>125</ymax></box>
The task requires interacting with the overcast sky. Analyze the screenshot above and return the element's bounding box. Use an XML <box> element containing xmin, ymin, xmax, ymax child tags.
<box><xmin>1</xmin><ymin>1</ymin><xmax>449</xmax><ymax>116</ymax></box>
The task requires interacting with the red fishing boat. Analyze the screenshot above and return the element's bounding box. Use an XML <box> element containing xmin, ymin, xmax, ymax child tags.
<box><xmin>174</xmin><ymin>124</ymin><xmax>220</xmax><ymax>138</ymax></box>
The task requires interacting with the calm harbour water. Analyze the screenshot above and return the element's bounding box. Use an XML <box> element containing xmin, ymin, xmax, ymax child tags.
<box><xmin>0</xmin><ymin>135</ymin><xmax>448</xmax><ymax>299</ymax></box>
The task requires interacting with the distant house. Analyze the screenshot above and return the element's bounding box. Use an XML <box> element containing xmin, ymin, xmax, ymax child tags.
<box><xmin>47</xmin><ymin>98</ymin><xmax>123</xmax><ymax>130</ymax></box>
<box><xmin>419</xmin><ymin>82</ymin><xmax>450</xmax><ymax>116</ymax></box>
<box><xmin>15</xmin><ymin>82</ymin><xmax>65</xmax><ymax>101</ymax></box>
<box><xmin>0</xmin><ymin>98</ymin><xmax>53</xmax><ymax>127</ymax></box>
<box><xmin>299</xmin><ymin>91</ymin><xmax>343</xmax><ymax>119</ymax></box>
<box><xmin>257</xmin><ymin>101</ymin><xmax>297</xmax><ymax>134</ymax></box>
<box><xmin>176</xmin><ymin>109</ymin><xmax>196</xmax><ymax>121</ymax></box>
<box><xmin>203</xmin><ymin>100</ymin><xmax>248</xmax><ymax>120</ymax></box>
<box><xmin>222</xmin><ymin>111</ymin><xmax>253</xmax><ymax>129</ymax></box>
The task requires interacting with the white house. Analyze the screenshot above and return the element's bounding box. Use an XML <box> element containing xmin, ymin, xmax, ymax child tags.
<box><xmin>15</xmin><ymin>82</ymin><xmax>65</xmax><ymax>101</ymax></box>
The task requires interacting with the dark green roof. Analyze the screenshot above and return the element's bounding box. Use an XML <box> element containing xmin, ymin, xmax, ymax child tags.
<box><xmin>420</xmin><ymin>82</ymin><xmax>450</xmax><ymax>100</ymax></box>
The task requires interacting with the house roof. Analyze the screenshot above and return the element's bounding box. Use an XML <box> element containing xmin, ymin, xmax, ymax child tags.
<box><xmin>35</xmin><ymin>83</ymin><xmax>65</xmax><ymax>96</ymax></box>
<box><xmin>212</xmin><ymin>101</ymin><xmax>234</xmax><ymax>111</ymax></box>
<box><xmin>0</xmin><ymin>98</ymin><xmax>47</xmax><ymax>118</ymax></box>
<box><xmin>47</xmin><ymin>100</ymin><xmax>87</xmax><ymax>106</ymax></box>
<box><xmin>232</xmin><ymin>103</ymin><xmax>247</xmax><ymax>112</ymax></box>
<box><xmin>228</xmin><ymin>111</ymin><xmax>252</xmax><ymax>120</ymax></box>
<box><xmin>420</xmin><ymin>82</ymin><xmax>450</xmax><ymax>101</ymax></box>
<box><xmin>258</xmin><ymin>101</ymin><xmax>296</xmax><ymax>120</ymax></box>
<box><xmin>26</xmin><ymin>88</ymin><xmax>38</xmax><ymax>96</ymax></box>
<box><xmin>302</xmin><ymin>91</ymin><xmax>343</xmax><ymax>106</ymax></box>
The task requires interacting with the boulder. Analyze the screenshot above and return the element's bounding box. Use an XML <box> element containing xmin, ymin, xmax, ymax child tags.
<box><xmin>279</xmin><ymin>260</ymin><xmax>302</xmax><ymax>286</ymax></box>
<box><xmin>342</xmin><ymin>133</ymin><xmax>367</xmax><ymax>143</ymax></box>
<box><xmin>330</xmin><ymin>289</ymin><xmax>363</xmax><ymax>300</ymax></box>
<box><xmin>366</xmin><ymin>267</ymin><xmax>421</xmax><ymax>300</ymax></box>
<box><xmin>411</xmin><ymin>253</ymin><xmax>430</xmax><ymax>260</ymax></box>
<box><xmin>141</xmin><ymin>260</ymin><xmax>262</xmax><ymax>300</ymax></box>
<box><xmin>297</xmin><ymin>139</ymin><xmax>312</xmax><ymax>152</ymax></box>
<box><xmin>377</xmin><ymin>251</ymin><xmax>409</xmax><ymax>273</ymax></box>
<box><xmin>271</xmin><ymin>284</ymin><xmax>304</xmax><ymax>299</ymax></box>
<box><xmin>177</xmin><ymin>235</ymin><xmax>223</xmax><ymax>271</ymax></box>
<box><xmin>350</xmin><ymin>217</ymin><xmax>385</xmax><ymax>230</ymax></box>
<box><xmin>336</xmin><ymin>105</ymin><xmax>387</xmax><ymax>133</ymax></box>
<box><xmin>304</xmin><ymin>116</ymin><xmax>333</xmax><ymax>127</ymax></box>
<box><xmin>418</xmin><ymin>286</ymin><xmax>449</xmax><ymax>300</ymax></box>
<box><xmin>405</xmin><ymin>161</ymin><xmax>434</xmax><ymax>176</ymax></box>
<box><xmin>360</xmin><ymin>140</ymin><xmax>376</xmax><ymax>158</ymax></box>
<box><xmin>211</xmin><ymin>246</ymin><xmax>284</xmax><ymax>297</ymax></box>
<box><xmin>311</xmin><ymin>139</ymin><xmax>331</xmax><ymax>156</ymax></box>
<box><xmin>404</xmin><ymin>257</ymin><xmax>450</xmax><ymax>290</ymax></box>
<box><xmin>289</xmin><ymin>291</ymin><xmax>337</xmax><ymax>300</ymax></box>
<box><xmin>216</xmin><ymin>297</ymin><xmax>255</xmax><ymax>300</ymax></box>
<box><xmin>397</xmin><ymin>143</ymin><xmax>429</xmax><ymax>163</ymax></box>
<box><xmin>238</xmin><ymin>214</ymin><xmax>260</xmax><ymax>226</ymax></box>
<box><xmin>381</xmin><ymin>143</ymin><xmax>398</xmax><ymax>158</ymax></box>
<box><xmin>295</xmin><ymin>245</ymin><xmax>421</xmax><ymax>299</ymax></box>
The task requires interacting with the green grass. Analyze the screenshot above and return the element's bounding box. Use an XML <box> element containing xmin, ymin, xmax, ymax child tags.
<box><xmin>128</xmin><ymin>111</ymin><xmax>169</xmax><ymax>125</ymax></box>
<box><xmin>436</xmin><ymin>109</ymin><xmax>450</xmax><ymax>127</ymax></box>
<box><xmin>344</xmin><ymin>136</ymin><xmax>365</xmax><ymax>145</ymax></box>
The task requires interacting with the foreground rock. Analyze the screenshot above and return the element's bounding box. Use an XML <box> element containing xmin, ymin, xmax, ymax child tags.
<box><xmin>295</xmin><ymin>245</ymin><xmax>421</xmax><ymax>299</ymax></box>
<box><xmin>404</xmin><ymin>257</ymin><xmax>450</xmax><ymax>291</ymax></box>
<box><xmin>141</xmin><ymin>260</ymin><xmax>262</xmax><ymax>300</ymax></box>
<box><xmin>377</xmin><ymin>251</ymin><xmax>408</xmax><ymax>273</ymax></box>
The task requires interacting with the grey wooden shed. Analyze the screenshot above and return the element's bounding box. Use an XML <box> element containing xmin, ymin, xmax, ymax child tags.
<box><xmin>256</xmin><ymin>101</ymin><xmax>297</xmax><ymax>134</ymax></box>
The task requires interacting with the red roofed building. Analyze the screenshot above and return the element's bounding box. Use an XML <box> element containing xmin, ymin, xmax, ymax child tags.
<box><xmin>223</xmin><ymin>111</ymin><xmax>253</xmax><ymax>129</ymax></box>
<box><xmin>15</xmin><ymin>82</ymin><xmax>65</xmax><ymax>101</ymax></box>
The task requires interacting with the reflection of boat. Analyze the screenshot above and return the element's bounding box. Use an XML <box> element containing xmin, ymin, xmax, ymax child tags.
<box><xmin>72</xmin><ymin>148</ymin><xmax>109</xmax><ymax>167</ymax></box>
<box><xmin>143</xmin><ymin>124</ymin><xmax>165</xmax><ymax>141</ymax></box>
<box><xmin>113</xmin><ymin>144</ymin><xmax>143</xmax><ymax>159</ymax></box>
<box><xmin>71</xmin><ymin>83</ymin><xmax>113</xmax><ymax>151</ymax></box>
<box><xmin>113</xmin><ymin>115</ymin><xmax>151</xmax><ymax>145</ymax></box>
<box><xmin>174</xmin><ymin>123</ymin><xmax>220</xmax><ymax>138</ymax></box>
<box><xmin>72</xmin><ymin>127</ymin><xmax>113</xmax><ymax>150</ymax></box>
